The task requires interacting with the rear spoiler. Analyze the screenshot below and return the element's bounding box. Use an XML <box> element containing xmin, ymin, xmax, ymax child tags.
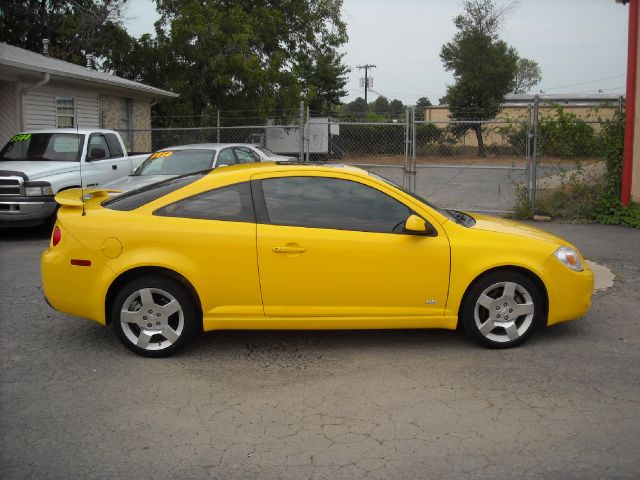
<box><xmin>54</xmin><ymin>188</ymin><xmax>122</xmax><ymax>207</ymax></box>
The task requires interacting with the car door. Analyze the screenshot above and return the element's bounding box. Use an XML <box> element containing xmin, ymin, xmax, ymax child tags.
<box><xmin>253</xmin><ymin>172</ymin><xmax>451</xmax><ymax>318</ymax></box>
<box><xmin>152</xmin><ymin>181</ymin><xmax>263</xmax><ymax>320</ymax></box>
<box><xmin>82</xmin><ymin>133</ymin><xmax>125</xmax><ymax>186</ymax></box>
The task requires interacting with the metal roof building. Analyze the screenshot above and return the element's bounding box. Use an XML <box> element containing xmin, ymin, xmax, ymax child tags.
<box><xmin>0</xmin><ymin>42</ymin><xmax>177</xmax><ymax>151</ymax></box>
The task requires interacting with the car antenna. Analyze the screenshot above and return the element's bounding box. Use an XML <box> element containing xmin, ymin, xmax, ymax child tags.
<box><xmin>78</xmin><ymin>117</ymin><xmax>86</xmax><ymax>216</ymax></box>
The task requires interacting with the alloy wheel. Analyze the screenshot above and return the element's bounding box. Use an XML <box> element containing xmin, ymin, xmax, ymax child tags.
<box><xmin>119</xmin><ymin>287</ymin><xmax>185</xmax><ymax>351</ymax></box>
<box><xmin>473</xmin><ymin>281</ymin><xmax>535</xmax><ymax>343</ymax></box>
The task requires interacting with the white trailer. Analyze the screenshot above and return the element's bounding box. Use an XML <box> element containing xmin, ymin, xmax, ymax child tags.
<box><xmin>261</xmin><ymin>117</ymin><xmax>339</xmax><ymax>155</ymax></box>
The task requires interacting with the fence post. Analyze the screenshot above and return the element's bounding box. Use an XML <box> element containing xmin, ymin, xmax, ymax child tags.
<box><xmin>411</xmin><ymin>106</ymin><xmax>417</xmax><ymax>192</ymax></box>
<box><xmin>306</xmin><ymin>106</ymin><xmax>310</xmax><ymax>162</ymax></box>
<box><xmin>216</xmin><ymin>110</ymin><xmax>220</xmax><ymax>143</ymax></box>
<box><xmin>299</xmin><ymin>101</ymin><xmax>305</xmax><ymax>161</ymax></box>
<box><xmin>619</xmin><ymin>95</ymin><xmax>624</xmax><ymax>114</ymax></box>
<box><xmin>530</xmin><ymin>95</ymin><xmax>540</xmax><ymax>209</ymax></box>
<box><xmin>526</xmin><ymin>104</ymin><xmax>532</xmax><ymax>201</ymax></box>
<box><xmin>404</xmin><ymin>107</ymin><xmax>410</xmax><ymax>189</ymax></box>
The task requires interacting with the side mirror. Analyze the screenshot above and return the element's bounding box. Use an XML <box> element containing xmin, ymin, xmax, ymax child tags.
<box><xmin>404</xmin><ymin>214</ymin><xmax>431</xmax><ymax>235</ymax></box>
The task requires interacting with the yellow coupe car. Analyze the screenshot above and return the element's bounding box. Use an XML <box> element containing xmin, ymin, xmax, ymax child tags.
<box><xmin>41</xmin><ymin>163</ymin><xmax>594</xmax><ymax>357</ymax></box>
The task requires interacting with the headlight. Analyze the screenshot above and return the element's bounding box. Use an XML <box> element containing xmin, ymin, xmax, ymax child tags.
<box><xmin>24</xmin><ymin>182</ymin><xmax>53</xmax><ymax>196</ymax></box>
<box><xmin>554</xmin><ymin>246</ymin><xmax>584</xmax><ymax>272</ymax></box>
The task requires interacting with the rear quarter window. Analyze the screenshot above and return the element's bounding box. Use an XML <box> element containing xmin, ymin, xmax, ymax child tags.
<box><xmin>102</xmin><ymin>173</ymin><xmax>205</xmax><ymax>211</ymax></box>
<box><xmin>154</xmin><ymin>182</ymin><xmax>255</xmax><ymax>222</ymax></box>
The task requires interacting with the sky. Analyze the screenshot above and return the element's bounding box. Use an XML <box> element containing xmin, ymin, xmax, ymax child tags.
<box><xmin>124</xmin><ymin>0</ymin><xmax>629</xmax><ymax>105</ymax></box>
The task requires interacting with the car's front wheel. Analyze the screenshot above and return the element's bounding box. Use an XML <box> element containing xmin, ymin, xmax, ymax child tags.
<box><xmin>461</xmin><ymin>271</ymin><xmax>544</xmax><ymax>348</ymax></box>
<box><xmin>112</xmin><ymin>276</ymin><xmax>197</xmax><ymax>357</ymax></box>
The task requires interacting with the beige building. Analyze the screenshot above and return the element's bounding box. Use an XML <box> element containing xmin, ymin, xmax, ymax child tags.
<box><xmin>424</xmin><ymin>94</ymin><xmax>622</xmax><ymax>149</ymax></box>
<box><xmin>0</xmin><ymin>41</ymin><xmax>177</xmax><ymax>152</ymax></box>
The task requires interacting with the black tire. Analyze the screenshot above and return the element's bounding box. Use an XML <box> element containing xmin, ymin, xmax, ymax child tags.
<box><xmin>111</xmin><ymin>275</ymin><xmax>197</xmax><ymax>357</ymax></box>
<box><xmin>460</xmin><ymin>270</ymin><xmax>543</xmax><ymax>349</ymax></box>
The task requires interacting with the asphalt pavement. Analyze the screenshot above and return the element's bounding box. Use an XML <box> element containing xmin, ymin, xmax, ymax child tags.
<box><xmin>1</xmin><ymin>221</ymin><xmax>639</xmax><ymax>479</ymax></box>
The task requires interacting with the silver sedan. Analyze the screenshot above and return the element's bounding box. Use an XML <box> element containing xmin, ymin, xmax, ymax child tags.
<box><xmin>103</xmin><ymin>143</ymin><xmax>296</xmax><ymax>192</ymax></box>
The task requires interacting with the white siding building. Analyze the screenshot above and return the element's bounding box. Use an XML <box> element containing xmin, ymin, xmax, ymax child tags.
<box><xmin>0</xmin><ymin>42</ymin><xmax>177</xmax><ymax>152</ymax></box>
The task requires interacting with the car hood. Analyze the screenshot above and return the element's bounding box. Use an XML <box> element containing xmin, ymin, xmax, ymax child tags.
<box><xmin>0</xmin><ymin>160</ymin><xmax>78</xmax><ymax>179</ymax></box>
<box><xmin>103</xmin><ymin>174</ymin><xmax>176</xmax><ymax>192</ymax></box>
<box><xmin>470</xmin><ymin>213</ymin><xmax>571</xmax><ymax>246</ymax></box>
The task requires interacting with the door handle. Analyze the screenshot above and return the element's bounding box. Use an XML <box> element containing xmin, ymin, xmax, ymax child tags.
<box><xmin>112</xmin><ymin>165</ymin><xmax>117</xmax><ymax>170</ymax></box>
<box><xmin>272</xmin><ymin>246</ymin><xmax>306</xmax><ymax>254</ymax></box>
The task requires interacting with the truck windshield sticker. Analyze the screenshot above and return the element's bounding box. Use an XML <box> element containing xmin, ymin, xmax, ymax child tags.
<box><xmin>149</xmin><ymin>151</ymin><xmax>174</xmax><ymax>159</ymax></box>
<box><xmin>11</xmin><ymin>134</ymin><xmax>31</xmax><ymax>142</ymax></box>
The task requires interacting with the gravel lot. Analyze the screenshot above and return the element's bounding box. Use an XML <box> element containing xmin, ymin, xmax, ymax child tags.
<box><xmin>1</xmin><ymin>222</ymin><xmax>639</xmax><ymax>479</ymax></box>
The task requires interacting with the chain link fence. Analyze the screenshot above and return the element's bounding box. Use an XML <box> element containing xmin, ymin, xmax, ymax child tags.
<box><xmin>410</xmin><ymin>116</ymin><xmax>530</xmax><ymax>214</ymax></box>
<box><xmin>120</xmin><ymin>98</ymin><xmax>620</xmax><ymax>215</ymax></box>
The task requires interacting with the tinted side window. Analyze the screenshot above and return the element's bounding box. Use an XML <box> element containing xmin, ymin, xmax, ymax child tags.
<box><xmin>155</xmin><ymin>182</ymin><xmax>255</xmax><ymax>222</ymax></box>
<box><xmin>235</xmin><ymin>147</ymin><xmax>260</xmax><ymax>164</ymax></box>
<box><xmin>216</xmin><ymin>148</ymin><xmax>235</xmax><ymax>166</ymax></box>
<box><xmin>103</xmin><ymin>173</ymin><xmax>205</xmax><ymax>211</ymax></box>
<box><xmin>104</xmin><ymin>134</ymin><xmax>124</xmax><ymax>158</ymax></box>
<box><xmin>87</xmin><ymin>134</ymin><xmax>111</xmax><ymax>160</ymax></box>
<box><xmin>261</xmin><ymin>176</ymin><xmax>411</xmax><ymax>233</ymax></box>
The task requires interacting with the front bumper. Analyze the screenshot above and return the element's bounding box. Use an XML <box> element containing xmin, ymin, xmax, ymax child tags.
<box><xmin>0</xmin><ymin>196</ymin><xmax>57</xmax><ymax>227</ymax></box>
<box><xmin>546</xmin><ymin>262</ymin><xmax>594</xmax><ymax>327</ymax></box>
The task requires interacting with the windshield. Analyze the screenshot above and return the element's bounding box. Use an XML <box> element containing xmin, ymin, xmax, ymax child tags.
<box><xmin>0</xmin><ymin>133</ymin><xmax>84</xmax><ymax>162</ymax></box>
<box><xmin>369</xmin><ymin>171</ymin><xmax>457</xmax><ymax>222</ymax></box>
<box><xmin>135</xmin><ymin>149</ymin><xmax>216</xmax><ymax>176</ymax></box>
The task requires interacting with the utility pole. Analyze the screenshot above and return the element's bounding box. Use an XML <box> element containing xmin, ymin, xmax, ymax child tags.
<box><xmin>357</xmin><ymin>64</ymin><xmax>376</xmax><ymax>106</ymax></box>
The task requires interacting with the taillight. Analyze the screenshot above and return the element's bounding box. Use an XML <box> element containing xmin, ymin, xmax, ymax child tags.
<box><xmin>52</xmin><ymin>226</ymin><xmax>61</xmax><ymax>246</ymax></box>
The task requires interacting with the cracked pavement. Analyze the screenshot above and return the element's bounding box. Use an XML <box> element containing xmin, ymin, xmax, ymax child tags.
<box><xmin>1</xmin><ymin>222</ymin><xmax>639</xmax><ymax>479</ymax></box>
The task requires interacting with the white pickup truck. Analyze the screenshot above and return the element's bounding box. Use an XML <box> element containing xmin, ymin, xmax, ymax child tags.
<box><xmin>0</xmin><ymin>129</ymin><xmax>149</xmax><ymax>227</ymax></box>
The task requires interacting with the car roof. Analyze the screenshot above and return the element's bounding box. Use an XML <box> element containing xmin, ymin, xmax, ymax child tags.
<box><xmin>202</xmin><ymin>161</ymin><xmax>368</xmax><ymax>177</ymax></box>
<box><xmin>22</xmin><ymin>128</ymin><xmax>120</xmax><ymax>135</ymax></box>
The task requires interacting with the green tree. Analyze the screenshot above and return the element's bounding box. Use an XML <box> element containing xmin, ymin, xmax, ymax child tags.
<box><xmin>440</xmin><ymin>0</ymin><xmax>518</xmax><ymax>156</ymax></box>
<box><xmin>0</xmin><ymin>0</ymin><xmax>130</xmax><ymax>65</ymax></box>
<box><xmin>511</xmin><ymin>57</ymin><xmax>542</xmax><ymax>94</ymax></box>
<box><xmin>373</xmin><ymin>96</ymin><xmax>390</xmax><ymax>116</ymax></box>
<box><xmin>341</xmin><ymin>97</ymin><xmax>367</xmax><ymax>119</ymax></box>
<box><xmin>294</xmin><ymin>46</ymin><xmax>350</xmax><ymax>113</ymax></box>
<box><xmin>416</xmin><ymin>97</ymin><xmax>432</xmax><ymax>108</ymax></box>
<box><xmin>107</xmin><ymin>0</ymin><xmax>349</xmax><ymax>126</ymax></box>
<box><xmin>389</xmin><ymin>99</ymin><xmax>405</xmax><ymax>119</ymax></box>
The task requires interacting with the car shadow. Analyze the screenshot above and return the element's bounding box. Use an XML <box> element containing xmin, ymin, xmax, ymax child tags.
<box><xmin>1</xmin><ymin>224</ymin><xmax>51</xmax><ymax>241</ymax></box>
<box><xmin>183</xmin><ymin>328</ymin><xmax>472</xmax><ymax>361</ymax></box>
<box><xmin>62</xmin><ymin>314</ymin><xmax>586</xmax><ymax>361</ymax></box>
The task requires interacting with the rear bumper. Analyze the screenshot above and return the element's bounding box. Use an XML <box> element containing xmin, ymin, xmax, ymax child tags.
<box><xmin>41</xmin><ymin>228</ymin><xmax>111</xmax><ymax>326</ymax></box>
<box><xmin>0</xmin><ymin>196</ymin><xmax>56</xmax><ymax>227</ymax></box>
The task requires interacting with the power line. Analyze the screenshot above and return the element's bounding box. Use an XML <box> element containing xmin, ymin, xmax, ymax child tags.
<box><xmin>541</xmin><ymin>74</ymin><xmax>627</xmax><ymax>91</ymax></box>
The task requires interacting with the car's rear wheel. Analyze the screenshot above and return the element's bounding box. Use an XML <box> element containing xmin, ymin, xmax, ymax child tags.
<box><xmin>461</xmin><ymin>271</ymin><xmax>543</xmax><ymax>348</ymax></box>
<box><xmin>112</xmin><ymin>276</ymin><xmax>196</xmax><ymax>357</ymax></box>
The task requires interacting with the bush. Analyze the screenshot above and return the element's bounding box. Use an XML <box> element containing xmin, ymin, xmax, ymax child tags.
<box><xmin>501</xmin><ymin>123</ymin><xmax>528</xmax><ymax>157</ymax></box>
<box><xmin>537</xmin><ymin>108</ymin><xmax>597</xmax><ymax>157</ymax></box>
<box><xmin>335</xmin><ymin>124</ymin><xmax>406</xmax><ymax>156</ymax></box>
<box><xmin>502</xmin><ymin>106</ymin><xmax>597</xmax><ymax>158</ymax></box>
<box><xmin>513</xmin><ymin>109</ymin><xmax>640</xmax><ymax>228</ymax></box>
<box><xmin>415</xmin><ymin>123</ymin><xmax>444</xmax><ymax>155</ymax></box>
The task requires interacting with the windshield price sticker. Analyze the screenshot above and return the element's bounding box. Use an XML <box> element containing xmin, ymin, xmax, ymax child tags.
<box><xmin>149</xmin><ymin>151</ymin><xmax>174</xmax><ymax>159</ymax></box>
<box><xmin>11</xmin><ymin>134</ymin><xmax>31</xmax><ymax>142</ymax></box>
